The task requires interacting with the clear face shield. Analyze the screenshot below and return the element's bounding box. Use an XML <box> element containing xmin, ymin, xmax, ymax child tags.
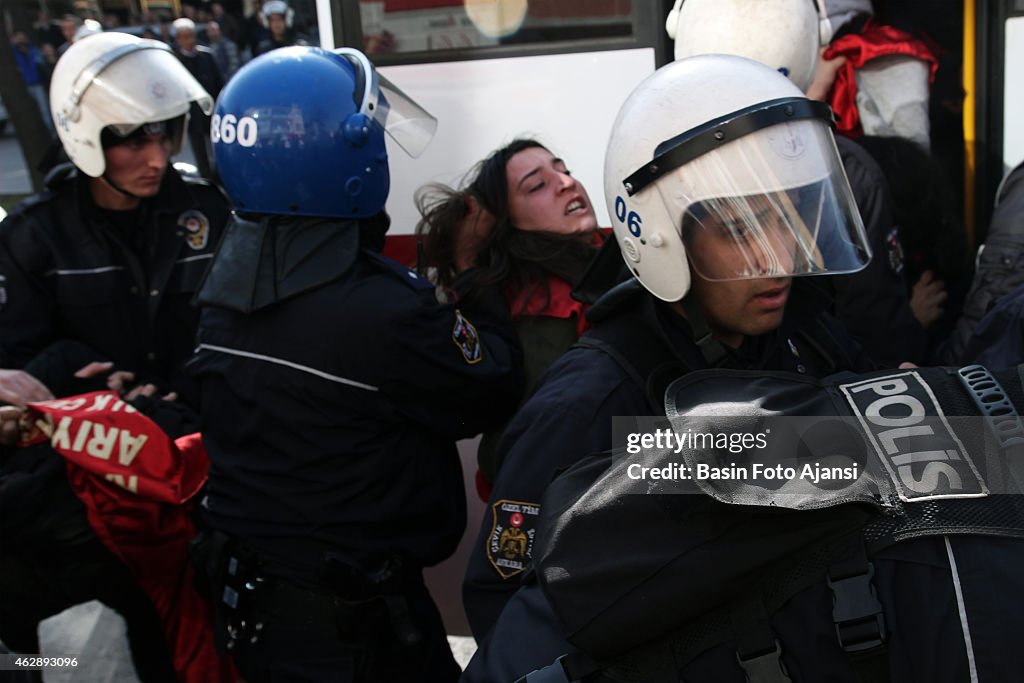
<box><xmin>63</xmin><ymin>40</ymin><xmax>213</xmax><ymax>133</ymax></box>
<box><xmin>624</xmin><ymin>97</ymin><xmax>870</xmax><ymax>285</ymax></box>
<box><xmin>680</xmin><ymin>170</ymin><xmax>868</xmax><ymax>282</ymax></box>
<box><xmin>334</xmin><ymin>47</ymin><xmax>437</xmax><ymax>158</ymax></box>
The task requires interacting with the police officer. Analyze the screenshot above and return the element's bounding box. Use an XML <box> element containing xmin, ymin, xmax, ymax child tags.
<box><xmin>0</xmin><ymin>30</ymin><xmax>228</xmax><ymax>682</ymax></box>
<box><xmin>462</xmin><ymin>53</ymin><xmax>876</xmax><ymax>650</ymax></box>
<box><xmin>667</xmin><ymin>0</ymin><xmax>935</xmax><ymax>367</ymax></box>
<box><xmin>172</xmin><ymin>18</ymin><xmax>223</xmax><ymax>180</ymax></box>
<box><xmin>465</xmin><ymin>55</ymin><xmax>1024</xmax><ymax>683</ymax></box>
<box><xmin>0</xmin><ymin>30</ymin><xmax>228</xmax><ymax>406</ymax></box>
<box><xmin>253</xmin><ymin>1</ymin><xmax>307</xmax><ymax>56</ymax></box>
<box><xmin>187</xmin><ymin>47</ymin><xmax>522</xmax><ymax>682</ymax></box>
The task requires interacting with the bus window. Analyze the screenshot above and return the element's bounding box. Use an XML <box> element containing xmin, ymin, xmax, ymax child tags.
<box><xmin>358</xmin><ymin>0</ymin><xmax>635</xmax><ymax>57</ymax></box>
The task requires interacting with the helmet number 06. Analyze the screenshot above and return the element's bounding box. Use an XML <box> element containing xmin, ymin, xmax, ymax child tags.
<box><xmin>615</xmin><ymin>196</ymin><xmax>643</xmax><ymax>237</ymax></box>
<box><xmin>211</xmin><ymin>114</ymin><xmax>258</xmax><ymax>147</ymax></box>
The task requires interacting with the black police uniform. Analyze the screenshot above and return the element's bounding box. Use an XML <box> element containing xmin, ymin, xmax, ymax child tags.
<box><xmin>462</xmin><ymin>279</ymin><xmax>875</xmax><ymax>646</ymax></box>
<box><xmin>0</xmin><ymin>165</ymin><xmax>229</xmax><ymax>403</ymax></box>
<box><xmin>186</xmin><ymin>215</ymin><xmax>523</xmax><ymax>682</ymax></box>
<box><xmin>500</xmin><ymin>365</ymin><xmax>1024</xmax><ymax>683</ymax></box>
<box><xmin>827</xmin><ymin>136</ymin><xmax>928</xmax><ymax>366</ymax></box>
<box><xmin>0</xmin><ymin>166</ymin><xmax>229</xmax><ymax>683</ymax></box>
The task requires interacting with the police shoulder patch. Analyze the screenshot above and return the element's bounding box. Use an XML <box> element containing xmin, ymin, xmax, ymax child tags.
<box><xmin>177</xmin><ymin>210</ymin><xmax>210</xmax><ymax>251</ymax></box>
<box><xmin>487</xmin><ymin>499</ymin><xmax>541</xmax><ymax>579</ymax></box>
<box><xmin>452</xmin><ymin>309</ymin><xmax>482</xmax><ymax>365</ymax></box>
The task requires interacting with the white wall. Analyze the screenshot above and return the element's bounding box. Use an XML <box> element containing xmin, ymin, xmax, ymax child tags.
<box><xmin>379</xmin><ymin>48</ymin><xmax>656</xmax><ymax>233</ymax></box>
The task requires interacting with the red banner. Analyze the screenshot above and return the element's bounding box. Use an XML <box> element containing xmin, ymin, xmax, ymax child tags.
<box><xmin>22</xmin><ymin>392</ymin><xmax>234</xmax><ymax>682</ymax></box>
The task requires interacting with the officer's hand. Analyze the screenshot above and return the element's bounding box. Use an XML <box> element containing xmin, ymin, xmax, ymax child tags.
<box><xmin>107</xmin><ymin>370</ymin><xmax>138</xmax><ymax>395</ymax></box>
<box><xmin>454</xmin><ymin>194</ymin><xmax>495</xmax><ymax>274</ymax></box>
<box><xmin>0</xmin><ymin>369</ymin><xmax>55</xmax><ymax>408</ymax></box>
<box><xmin>124</xmin><ymin>383</ymin><xmax>156</xmax><ymax>400</ymax></box>
<box><xmin>74</xmin><ymin>362</ymin><xmax>140</xmax><ymax>395</ymax></box>
<box><xmin>910</xmin><ymin>270</ymin><xmax>948</xmax><ymax>328</ymax></box>
<box><xmin>74</xmin><ymin>360</ymin><xmax>115</xmax><ymax>379</ymax></box>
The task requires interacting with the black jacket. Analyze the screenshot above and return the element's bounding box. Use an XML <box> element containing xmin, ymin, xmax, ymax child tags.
<box><xmin>462</xmin><ymin>279</ymin><xmax>875</xmax><ymax>643</ymax></box>
<box><xmin>0</xmin><ymin>167</ymin><xmax>229</xmax><ymax>404</ymax></box>
<box><xmin>188</xmin><ymin>218</ymin><xmax>524</xmax><ymax>585</ymax></box>
<box><xmin>827</xmin><ymin>136</ymin><xmax>928</xmax><ymax>366</ymax></box>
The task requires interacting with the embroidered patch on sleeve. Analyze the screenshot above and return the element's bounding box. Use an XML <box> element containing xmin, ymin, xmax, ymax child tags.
<box><xmin>452</xmin><ymin>309</ymin><xmax>482</xmax><ymax>364</ymax></box>
<box><xmin>486</xmin><ymin>499</ymin><xmax>541</xmax><ymax>579</ymax></box>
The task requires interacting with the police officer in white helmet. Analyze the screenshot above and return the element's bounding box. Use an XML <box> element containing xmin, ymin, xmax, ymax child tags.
<box><xmin>253</xmin><ymin>0</ymin><xmax>308</xmax><ymax>56</ymax></box>
<box><xmin>460</xmin><ymin>53</ymin><xmax>881</xmax><ymax>681</ymax></box>
<box><xmin>667</xmin><ymin>0</ymin><xmax>942</xmax><ymax>367</ymax></box>
<box><xmin>0</xmin><ymin>31</ymin><xmax>230</xmax><ymax>681</ymax></box>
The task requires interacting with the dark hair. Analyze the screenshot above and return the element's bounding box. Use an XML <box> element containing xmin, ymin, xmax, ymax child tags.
<box><xmin>415</xmin><ymin>138</ymin><xmax>597</xmax><ymax>308</ymax></box>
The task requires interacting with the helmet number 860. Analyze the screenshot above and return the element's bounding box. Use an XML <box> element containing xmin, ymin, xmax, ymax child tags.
<box><xmin>211</xmin><ymin>114</ymin><xmax>258</xmax><ymax>147</ymax></box>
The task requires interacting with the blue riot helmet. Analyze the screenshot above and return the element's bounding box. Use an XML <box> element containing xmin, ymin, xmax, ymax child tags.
<box><xmin>212</xmin><ymin>47</ymin><xmax>437</xmax><ymax>218</ymax></box>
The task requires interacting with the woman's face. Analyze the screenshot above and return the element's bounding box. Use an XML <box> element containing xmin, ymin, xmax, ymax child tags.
<box><xmin>505</xmin><ymin>147</ymin><xmax>598</xmax><ymax>236</ymax></box>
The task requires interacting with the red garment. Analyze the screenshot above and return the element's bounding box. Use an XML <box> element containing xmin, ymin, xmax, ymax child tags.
<box><xmin>504</xmin><ymin>231</ymin><xmax>605</xmax><ymax>337</ymax></box>
<box><xmin>823</xmin><ymin>20</ymin><xmax>939</xmax><ymax>139</ymax></box>
<box><xmin>506</xmin><ymin>274</ymin><xmax>591</xmax><ymax>337</ymax></box>
<box><xmin>22</xmin><ymin>392</ymin><xmax>234</xmax><ymax>683</ymax></box>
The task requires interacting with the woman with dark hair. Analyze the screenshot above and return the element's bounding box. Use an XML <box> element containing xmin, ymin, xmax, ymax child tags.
<box><xmin>416</xmin><ymin>138</ymin><xmax>602</xmax><ymax>493</ymax></box>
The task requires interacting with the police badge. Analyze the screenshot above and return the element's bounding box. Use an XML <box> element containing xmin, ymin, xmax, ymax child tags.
<box><xmin>177</xmin><ymin>210</ymin><xmax>210</xmax><ymax>251</ymax></box>
<box><xmin>487</xmin><ymin>499</ymin><xmax>541</xmax><ymax>579</ymax></box>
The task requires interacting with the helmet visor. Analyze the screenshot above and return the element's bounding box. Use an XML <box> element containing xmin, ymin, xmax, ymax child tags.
<box><xmin>75</xmin><ymin>43</ymin><xmax>213</xmax><ymax>129</ymax></box>
<box><xmin>375</xmin><ymin>71</ymin><xmax>437</xmax><ymax>158</ymax></box>
<box><xmin>334</xmin><ymin>47</ymin><xmax>437</xmax><ymax>158</ymax></box>
<box><xmin>668</xmin><ymin>124</ymin><xmax>870</xmax><ymax>282</ymax></box>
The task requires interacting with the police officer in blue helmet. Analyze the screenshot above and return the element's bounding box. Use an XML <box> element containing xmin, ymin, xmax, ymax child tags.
<box><xmin>188</xmin><ymin>46</ymin><xmax>523</xmax><ymax>681</ymax></box>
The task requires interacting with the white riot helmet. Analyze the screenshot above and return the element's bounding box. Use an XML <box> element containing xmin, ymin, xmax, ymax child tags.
<box><xmin>263</xmin><ymin>0</ymin><xmax>294</xmax><ymax>27</ymax></box>
<box><xmin>74</xmin><ymin>19</ymin><xmax>103</xmax><ymax>41</ymax></box>
<box><xmin>49</xmin><ymin>31</ymin><xmax>213</xmax><ymax>177</ymax></box>
<box><xmin>604</xmin><ymin>55</ymin><xmax>870</xmax><ymax>302</ymax></box>
<box><xmin>666</xmin><ymin>0</ymin><xmax>833</xmax><ymax>91</ymax></box>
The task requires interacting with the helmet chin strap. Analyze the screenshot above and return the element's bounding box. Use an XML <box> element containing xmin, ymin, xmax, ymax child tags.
<box><xmin>100</xmin><ymin>173</ymin><xmax>143</xmax><ymax>201</ymax></box>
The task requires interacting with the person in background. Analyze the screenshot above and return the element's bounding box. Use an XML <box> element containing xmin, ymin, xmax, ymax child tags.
<box><xmin>204</xmin><ymin>20</ymin><xmax>239</xmax><ymax>80</ymax></box>
<box><xmin>253</xmin><ymin>0</ymin><xmax>307</xmax><ymax>56</ymax></box>
<box><xmin>56</xmin><ymin>14</ymin><xmax>82</xmax><ymax>57</ymax></box>
<box><xmin>171</xmin><ymin>17</ymin><xmax>223</xmax><ymax>179</ymax></box>
<box><xmin>10</xmin><ymin>31</ymin><xmax>55</xmax><ymax>135</ymax></box>
<box><xmin>32</xmin><ymin>10</ymin><xmax>63</xmax><ymax>50</ymax></box>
